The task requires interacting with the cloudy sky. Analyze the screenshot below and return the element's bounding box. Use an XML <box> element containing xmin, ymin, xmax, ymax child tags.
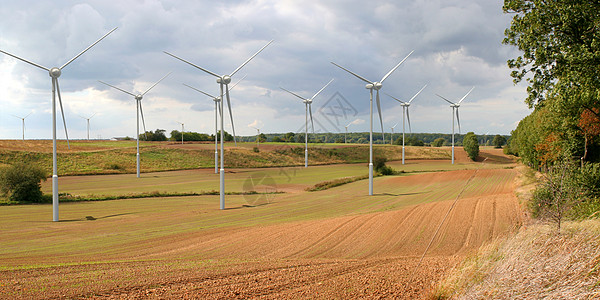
<box><xmin>0</xmin><ymin>0</ymin><xmax>531</xmax><ymax>140</ymax></box>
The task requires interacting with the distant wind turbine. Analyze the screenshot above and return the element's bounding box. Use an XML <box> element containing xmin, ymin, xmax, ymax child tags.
<box><xmin>331</xmin><ymin>50</ymin><xmax>413</xmax><ymax>195</ymax></box>
<box><xmin>0</xmin><ymin>27</ymin><xmax>117</xmax><ymax>222</ymax></box>
<box><xmin>78</xmin><ymin>113</ymin><xmax>96</xmax><ymax>141</ymax></box>
<box><xmin>280</xmin><ymin>78</ymin><xmax>334</xmax><ymax>168</ymax></box>
<box><xmin>387</xmin><ymin>84</ymin><xmax>427</xmax><ymax>164</ymax></box>
<box><xmin>436</xmin><ymin>87</ymin><xmax>475</xmax><ymax>164</ymax></box>
<box><xmin>183</xmin><ymin>75</ymin><xmax>245</xmax><ymax>174</ymax></box>
<box><xmin>252</xmin><ymin>126</ymin><xmax>261</xmax><ymax>148</ymax></box>
<box><xmin>11</xmin><ymin>112</ymin><xmax>32</xmax><ymax>141</ymax></box>
<box><xmin>165</xmin><ymin>40</ymin><xmax>273</xmax><ymax>210</ymax></box>
<box><xmin>344</xmin><ymin>120</ymin><xmax>355</xmax><ymax>144</ymax></box>
<box><xmin>390</xmin><ymin>123</ymin><xmax>398</xmax><ymax>145</ymax></box>
<box><xmin>99</xmin><ymin>72</ymin><xmax>171</xmax><ymax>177</ymax></box>
<box><xmin>176</xmin><ymin>121</ymin><xmax>184</xmax><ymax>144</ymax></box>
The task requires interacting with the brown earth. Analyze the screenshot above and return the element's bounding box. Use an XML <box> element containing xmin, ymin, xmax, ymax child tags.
<box><xmin>0</xmin><ymin>148</ymin><xmax>522</xmax><ymax>299</ymax></box>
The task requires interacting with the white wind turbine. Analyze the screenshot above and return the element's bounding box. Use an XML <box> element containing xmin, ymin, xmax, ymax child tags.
<box><xmin>390</xmin><ymin>123</ymin><xmax>398</xmax><ymax>145</ymax></box>
<box><xmin>183</xmin><ymin>75</ymin><xmax>245</xmax><ymax>174</ymax></box>
<box><xmin>331</xmin><ymin>50</ymin><xmax>413</xmax><ymax>195</ymax></box>
<box><xmin>78</xmin><ymin>113</ymin><xmax>96</xmax><ymax>141</ymax></box>
<box><xmin>252</xmin><ymin>126</ymin><xmax>261</xmax><ymax>148</ymax></box>
<box><xmin>280</xmin><ymin>78</ymin><xmax>334</xmax><ymax>168</ymax></box>
<box><xmin>0</xmin><ymin>27</ymin><xmax>116</xmax><ymax>222</ymax></box>
<box><xmin>387</xmin><ymin>84</ymin><xmax>427</xmax><ymax>164</ymax></box>
<box><xmin>176</xmin><ymin>121</ymin><xmax>184</xmax><ymax>144</ymax></box>
<box><xmin>344</xmin><ymin>120</ymin><xmax>354</xmax><ymax>144</ymax></box>
<box><xmin>164</xmin><ymin>40</ymin><xmax>273</xmax><ymax>210</ymax></box>
<box><xmin>436</xmin><ymin>87</ymin><xmax>474</xmax><ymax>164</ymax></box>
<box><xmin>11</xmin><ymin>112</ymin><xmax>32</xmax><ymax>141</ymax></box>
<box><xmin>99</xmin><ymin>72</ymin><xmax>172</xmax><ymax>177</ymax></box>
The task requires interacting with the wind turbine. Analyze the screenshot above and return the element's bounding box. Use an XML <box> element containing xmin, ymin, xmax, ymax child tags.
<box><xmin>99</xmin><ymin>72</ymin><xmax>171</xmax><ymax>177</ymax></box>
<box><xmin>183</xmin><ymin>75</ymin><xmax>246</xmax><ymax>174</ymax></box>
<box><xmin>280</xmin><ymin>78</ymin><xmax>334</xmax><ymax>168</ymax></box>
<box><xmin>176</xmin><ymin>121</ymin><xmax>184</xmax><ymax>144</ymax></box>
<box><xmin>164</xmin><ymin>40</ymin><xmax>273</xmax><ymax>210</ymax></box>
<box><xmin>78</xmin><ymin>113</ymin><xmax>96</xmax><ymax>141</ymax></box>
<box><xmin>331</xmin><ymin>50</ymin><xmax>413</xmax><ymax>195</ymax></box>
<box><xmin>11</xmin><ymin>112</ymin><xmax>32</xmax><ymax>141</ymax></box>
<box><xmin>344</xmin><ymin>120</ymin><xmax>355</xmax><ymax>144</ymax></box>
<box><xmin>0</xmin><ymin>27</ymin><xmax>116</xmax><ymax>222</ymax></box>
<box><xmin>436</xmin><ymin>87</ymin><xmax>474</xmax><ymax>164</ymax></box>
<box><xmin>390</xmin><ymin>123</ymin><xmax>398</xmax><ymax>145</ymax></box>
<box><xmin>252</xmin><ymin>126</ymin><xmax>261</xmax><ymax>148</ymax></box>
<box><xmin>387</xmin><ymin>84</ymin><xmax>427</xmax><ymax>164</ymax></box>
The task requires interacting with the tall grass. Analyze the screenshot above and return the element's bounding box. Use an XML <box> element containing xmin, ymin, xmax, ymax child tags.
<box><xmin>433</xmin><ymin>220</ymin><xmax>600</xmax><ymax>299</ymax></box>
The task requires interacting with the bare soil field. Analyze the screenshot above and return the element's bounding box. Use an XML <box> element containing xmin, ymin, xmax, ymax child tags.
<box><xmin>0</xmin><ymin>148</ymin><xmax>521</xmax><ymax>299</ymax></box>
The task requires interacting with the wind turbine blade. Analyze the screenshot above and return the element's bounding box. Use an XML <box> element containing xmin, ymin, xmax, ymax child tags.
<box><xmin>408</xmin><ymin>84</ymin><xmax>427</xmax><ymax>104</ymax></box>
<box><xmin>436</xmin><ymin>94</ymin><xmax>455</xmax><ymax>105</ymax></box>
<box><xmin>380</xmin><ymin>50</ymin><xmax>414</xmax><ymax>83</ymax></box>
<box><xmin>376</xmin><ymin>90</ymin><xmax>384</xmax><ymax>139</ymax></box>
<box><xmin>60</xmin><ymin>27</ymin><xmax>117</xmax><ymax>70</ymax></box>
<box><xmin>280</xmin><ymin>87</ymin><xmax>307</xmax><ymax>101</ymax></box>
<box><xmin>346</xmin><ymin>121</ymin><xmax>354</xmax><ymax>127</ymax></box>
<box><xmin>139</xmin><ymin>100</ymin><xmax>148</xmax><ymax>140</ymax></box>
<box><xmin>89</xmin><ymin>112</ymin><xmax>96</xmax><ymax>119</ymax></box>
<box><xmin>406</xmin><ymin>108</ymin><xmax>412</xmax><ymax>133</ymax></box>
<box><xmin>384</xmin><ymin>92</ymin><xmax>405</xmax><ymax>104</ymax></box>
<box><xmin>458</xmin><ymin>86</ymin><xmax>475</xmax><ymax>104</ymax></box>
<box><xmin>330</xmin><ymin>62</ymin><xmax>372</xmax><ymax>84</ymax></box>
<box><xmin>10</xmin><ymin>114</ymin><xmax>20</xmax><ymax>119</ymax></box>
<box><xmin>182</xmin><ymin>83</ymin><xmax>216</xmax><ymax>99</ymax></box>
<box><xmin>98</xmin><ymin>80</ymin><xmax>137</xmax><ymax>97</ymax></box>
<box><xmin>309</xmin><ymin>104</ymin><xmax>315</xmax><ymax>134</ymax></box>
<box><xmin>163</xmin><ymin>51</ymin><xmax>221</xmax><ymax>78</ymax></box>
<box><xmin>230</xmin><ymin>40</ymin><xmax>273</xmax><ymax>77</ymax></box>
<box><xmin>310</xmin><ymin>78</ymin><xmax>334</xmax><ymax>101</ymax></box>
<box><xmin>225</xmin><ymin>87</ymin><xmax>237</xmax><ymax>145</ymax></box>
<box><xmin>392</xmin><ymin>123</ymin><xmax>398</xmax><ymax>129</ymax></box>
<box><xmin>456</xmin><ymin>108</ymin><xmax>461</xmax><ymax>134</ymax></box>
<box><xmin>229</xmin><ymin>74</ymin><xmax>247</xmax><ymax>92</ymax></box>
<box><xmin>55</xmin><ymin>79</ymin><xmax>70</xmax><ymax>149</ymax></box>
<box><xmin>0</xmin><ymin>50</ymin><xmax>49</xmax><ymax>71</ymax></box>
<box><xmin>142</xmin><ymin>72</ymin><xmax>171</xmax><ymax>96</ymax></box>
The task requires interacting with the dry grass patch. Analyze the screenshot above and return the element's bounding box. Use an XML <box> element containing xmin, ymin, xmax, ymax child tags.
<box><xmin>434</xmin><ymin>219</ymin><xmax>600</xmax><ymax>299</ymax></box>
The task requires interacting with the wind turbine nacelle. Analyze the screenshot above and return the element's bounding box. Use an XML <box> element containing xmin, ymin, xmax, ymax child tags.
<box><xmin>135</xmin><ymin>95</ymin><xmax>143</xmax><ymax>101</ymax></box>
<box><xmin>214</xmin><ymin>97</ymin><xmax>221</xmax><ymax>102</ymax></box>
<box><xmin>49</xmin><ymin>67</ymin><xmax>61</xmax><ymax>78</ymax></box>
<box><xmin>217</xmin><ymin>76</ymin><xmax>232</xmax><ymax>84</ymax></box>
<box><xmin>373</xmin><ymin>82</ymin><xmax>382</xmax><ymax>90</ymax></box>
<box><xmin>365</xmin><ymin>83</ymin><xmax>374</xmax><ymax>89</ymax></box>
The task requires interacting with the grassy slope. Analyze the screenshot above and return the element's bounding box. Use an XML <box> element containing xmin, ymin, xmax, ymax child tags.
<box><xmin>434</xmin><ymin>220</ymin><xmax>600</xmax><ymax>299</ymax></box>
<box><xmin>0</xmin><ymin>140</ymin><xmax>451</xmax><ymax>176</ymax></box>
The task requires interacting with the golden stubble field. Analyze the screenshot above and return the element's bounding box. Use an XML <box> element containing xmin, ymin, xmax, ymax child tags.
<box><xmin>0</xmin><ymin>147</ymin><xmax>523</xmax><ymax>299</ymax></box>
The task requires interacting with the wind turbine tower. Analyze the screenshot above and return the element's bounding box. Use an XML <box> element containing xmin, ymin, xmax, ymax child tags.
<box><xmin>0</xmin><ymin>27</ymin><xmax>116</xmax><ymax>221</ymax></box>
<box><xmin>331</xmin><ymin>50</ymin><xmax>413</xmax><ymax>195</ymax></box>
<box><xmin>436</xmin><ymin>87</ymin><xmax>474</xmax><ymax>164</ymax></box>
<box><xmin>387</xmin><ymin>84</ymin><xmax>426</xmax><ymax>164</ymax></box>
<box><xmin>11</xmin><ymin>113</ymin><xmax>32</xmax><ymax>141</ymax></box>
<box><xmin>165</xmin><ymin>40</ymin><xmax>273</xmax><ymax>210</ymax></box>
<box><xmin>99</xmin><ymin>72</ymin><xmax>171</xmax><ymax>177</ymax></box>
<box><xmin>183</xmin><ymin>76</ymin><xmax>245</xmax><ymax>174</ymax></box>
<box><xmin>280</xmin><ymin>78</ymin><xmax>334</xmax><ymax>168</ymax></box>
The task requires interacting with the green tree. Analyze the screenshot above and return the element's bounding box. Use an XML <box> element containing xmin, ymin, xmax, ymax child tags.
<box><xmin>432</xmin><ymin>138</ymin><xmax>445</xmax><ymax>147</ymax></box>
<box><xmin>140</xmin><ymin>129</ymin><xmax>167</xmax><ymax>141</ymax></box>
<box><xmin>492</xmin><ymin>135</ymin><xmax>507</xmax><ymax>148</ymax></box>
<box><xmin>503</xmin><ymin>0</ymin><xmax>600</xmax><ymax>108</ymax></box>
<box><xmin>463</xmin><ymin>132</ymin><xmax>479</xmax><ymax>161</ymax></box>
<box><xmin>0</xmin><ymin>162</ymin><xmax>47</xmax><ymax>202</ymax></box>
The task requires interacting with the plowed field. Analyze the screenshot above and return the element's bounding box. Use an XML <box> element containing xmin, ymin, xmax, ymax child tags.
<box><xmin>0</xmin><ymin>148</ymin><xmax>523</xmax><ymax>299</ymax></box>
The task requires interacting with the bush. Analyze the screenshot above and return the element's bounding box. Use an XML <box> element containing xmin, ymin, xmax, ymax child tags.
<box><xmin>253</xmin><ymin>147</ymin><xmax>260</xmax><ymax>153</ymax></box>
<box><xmin>373</xmin><ymin>157</ymin><xmax>394</xmax><ymax>175</ymax></box>
<box><xmin>432</xmin><ymin>138</ymin><xmax>445</xmax><ymax>147</ymax></box>
<box><xmin>463</xmin><ymin>132</ymin><xmax>480</xmax><ymax>161</ymax></box>
<box><xmin>0</xmin><ymin>162</ymin><xmax>47</xmax><ymax>203</ymax></box>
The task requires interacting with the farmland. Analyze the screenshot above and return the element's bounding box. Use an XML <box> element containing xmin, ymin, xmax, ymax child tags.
<box><xmin>0</xmin><ymin>143</ymin><xmax>522</xmax><ymax>299</ymax></box>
